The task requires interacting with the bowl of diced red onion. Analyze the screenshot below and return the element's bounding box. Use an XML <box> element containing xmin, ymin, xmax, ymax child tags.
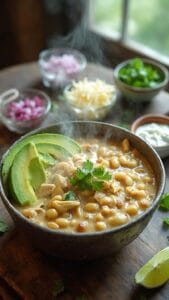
<box><xmin>0</xmin><ymin>88</ymin><xmax>51</xmax><ymax>134</ymax></box>
<box><xmin>38</xmin><ymin>48</ymin><xmax>87</xmax><ymax>89</ymax></box>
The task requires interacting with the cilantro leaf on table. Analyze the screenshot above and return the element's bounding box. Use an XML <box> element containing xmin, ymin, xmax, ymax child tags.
<box><xmin>0</xmin><ymin>220</ymin><xmax>8</xmax><ymax>234</ymax></box>
<box><xmin>70</xmin><ymin>160</ymin><xmax>112</xmax><ymax>191</ymax></box>
<box><xmin>162</xmin><ymin>217</ymin><xmax>169</xmax><ymax>226</ymax></box>
<box><xmin>159</xmin><ymin>193</ymin><xmax>169</xmax><ymax>210</ymax></box>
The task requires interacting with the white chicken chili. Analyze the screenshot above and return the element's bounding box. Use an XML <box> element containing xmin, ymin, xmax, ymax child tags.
<box><xmin>19</xmin><ymin>138</ymin><xmax>156</xmax><ymax>233</ymax></box>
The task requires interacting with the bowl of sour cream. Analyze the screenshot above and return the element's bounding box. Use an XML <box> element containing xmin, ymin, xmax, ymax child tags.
<box><xmin>131</xmin><ymin>114</ymin><xmax>169</xmax><ymax>158</ymax></box>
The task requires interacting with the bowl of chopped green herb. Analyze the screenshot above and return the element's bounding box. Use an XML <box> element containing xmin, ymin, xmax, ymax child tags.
<box><xmin>114</xmin><ymin>58</ymin><xmax>169</xmax><ymax>102</ymax></box>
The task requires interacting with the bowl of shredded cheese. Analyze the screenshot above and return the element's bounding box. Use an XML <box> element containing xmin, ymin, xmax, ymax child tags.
<box><xmin>64</xmin><ymin>78</ymin><xmax>117</xmax><ymax>120</ymax></box>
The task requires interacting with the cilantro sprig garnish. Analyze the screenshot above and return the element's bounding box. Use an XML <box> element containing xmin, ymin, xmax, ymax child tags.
<box><xmin>70</xmin><ymin>160</ymin><xmax>112</xmax><ymax>191</ymax></box>
<box><xmin>159</xmin><ymin>194</ymin><xmax>169</xmax><ymax>211</ymax></box>
<box><xmin>64</xmin><ymin>191</ymin><xmax>76</xmax><ymax>201</ymax></box>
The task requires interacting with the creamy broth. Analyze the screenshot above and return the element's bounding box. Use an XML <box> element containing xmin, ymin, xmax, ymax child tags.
<box><xmin>19</xmin><ymin>138</ymin><xmax>156</xmax><ymax>233</ymax></box>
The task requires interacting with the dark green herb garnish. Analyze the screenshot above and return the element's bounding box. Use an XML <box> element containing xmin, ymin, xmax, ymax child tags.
<box><xmin>0</xmin><ymin>220</ymin><xmax>8</xmax><ymax>234</ymax></box>
<box><xmin>162</xmin><ymin>217</ymin><xmax>169</xmax><ymax>226</ymax></box>
<box><xmin>159</xmin><ymin>193</ymin><xmax>169</xmax><ymax>210</ymax></box>
<box><xmin>118</xmin><ymin>58</ymin><xmax>163</xmax><ymax>88</ymax></box>
<box><xmin>70</xmin><ymin>160</ymin><xmax>112</xmax><ymax>191</ymax></box>
<box><xmin>52</xmin><ymin>279</ymin><xmax>65</xmax><ymax>297</ymax></box>
<box><xmin>64</xmin><ymin>191</ymin><xmax>76</xmax><ymax>201</ymax></box>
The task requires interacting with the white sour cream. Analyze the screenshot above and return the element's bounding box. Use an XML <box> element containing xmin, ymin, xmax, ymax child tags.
<box><xmin>135</xmin><ymin>122</ymin><xmax>169</xmax><ymax>147</ymax></box>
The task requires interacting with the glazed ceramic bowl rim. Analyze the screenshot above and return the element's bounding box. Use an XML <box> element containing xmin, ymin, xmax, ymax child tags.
<box><xmin>0</xmin><ymin>88</ymin><xmax>51</xmax><ymax>126</ymax></box>
<box><xmin>131</xmin><ymin>114</ymin><xmax>169</xmax><ymax>151</ymax></box>
<box><xmin>0</xmin><ymin>121</ymin><xmax>165</xmax><ymax>238</ymax></box>
<box><xmin>113</xmin><ymin>58</ymin><xmax>169</xmax><ymax>92</ymax></box>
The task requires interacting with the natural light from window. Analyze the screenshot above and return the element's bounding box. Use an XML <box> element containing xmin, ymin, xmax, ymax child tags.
<box><xmin>91</xmin><ymin>0</ymin><xmax>169</xmax><ymax>59</ymax></box>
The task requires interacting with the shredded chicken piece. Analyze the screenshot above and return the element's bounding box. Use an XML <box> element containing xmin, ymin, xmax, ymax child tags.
<box><xmin>38</xmin><ymin>184</ymin><xmax>55</xmax><ymax>197</ymax></box>
<box><xmin>52</xmin><ymin>200</ymin><xmax>80</xmax><ymax>213</ymax></box>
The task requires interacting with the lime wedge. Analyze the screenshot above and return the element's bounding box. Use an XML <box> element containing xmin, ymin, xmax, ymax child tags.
<box><xmin>135</xmin><ymin>247</ymin><xmax>169</xmax><ymax>288</ymax></box>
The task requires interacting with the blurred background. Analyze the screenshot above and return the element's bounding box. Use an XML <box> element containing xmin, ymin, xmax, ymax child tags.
<box><xmin>0</xmin><ymin>0</ymin><xmax>169</xmax><ymax>69</ymax></box>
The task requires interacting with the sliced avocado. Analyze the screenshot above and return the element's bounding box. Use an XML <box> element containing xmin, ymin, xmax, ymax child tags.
<box><xmin>2</xmin><ymin>133</ymin><xmax>81</xmax><ymax>186</ymax></box>
<box><xmin>29</xmin><ymin>157</ymin><xmax>46</xmax><ymax>191</ymax></box>
<box><xmin>36</xmin><ymin>143</ymin><xmax>71</xmax><ymax>162</ymax></box>
<box><xmin>38</xmin><ymin>153</ymin><xmax>56</xmax><ymax>167</ymax></box>
<box><xmin>10</xmin><ymin>143</ymin><xmax>46</xmax><ymax>206</ymax></box>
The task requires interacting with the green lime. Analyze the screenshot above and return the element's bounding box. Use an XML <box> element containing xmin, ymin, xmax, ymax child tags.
<box><xmin>135</xmin><ymin>247</ymin><xmax>169</xmax><ymax>288</ymax></box>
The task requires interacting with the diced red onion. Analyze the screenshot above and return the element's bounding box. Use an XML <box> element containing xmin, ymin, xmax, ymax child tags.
<box><xmin>6</xmin><ymin>96</ymin><xmax>45</xmax><ymax>122</ymax></box>
<box><xmin>42</xmin><ymin>54</ymin><xmax>81</xmax><ymax>74</ymax></box>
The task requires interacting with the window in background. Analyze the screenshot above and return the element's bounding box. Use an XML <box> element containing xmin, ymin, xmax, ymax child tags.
<box><xmin>91</xmin><ymin>0</ymin><xmax>169</xmax><ymax>62</ymax></box>
<box><xmin>128</xmin><ymin>0</ymin><xmax>169</xmax><ymax>57</ymax></box>
<box><xmin>90</xmin><ymin>0</ymin><xmax>122</xmax><ymax>39</ymax></box>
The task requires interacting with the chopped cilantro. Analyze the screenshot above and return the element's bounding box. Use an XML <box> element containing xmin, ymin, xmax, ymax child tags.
<box><xmin>0</xmin><ymin>220</ymin><xmax>8</xmax><ymax>234</ymax></box>
<box><xmin>159</xmin><ymin>193</ymin><xmax>169</xmax><ymax>210</ymax></box>
<box><xmin>93</xmin><ymin>167</ymin><xmax>112</xmax><ymax>180</ymax></box>
<box><xmin>83</xmin><ymin>160</ymin><xmax>93</xmax><ymax>173</ymax></box>
<box><xmin>70</xmin><ymin>160</ymin><xmax>112</xmax><ymax>191</ymax></box>
<box><xmin>64</xmin><ymin>191</ymin><xmax>76</xmax><ymax>201</ymax></box>
<box><xmin>92</xmin><ymin>180</ymin><xmax>103</xmax><ymax>191</ymax></box>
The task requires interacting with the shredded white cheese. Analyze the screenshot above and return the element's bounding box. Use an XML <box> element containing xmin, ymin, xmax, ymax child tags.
<box><xmin>65</xmin><ymin>78</ymin><xmax>116</xmax><ymax>109</ymax></box>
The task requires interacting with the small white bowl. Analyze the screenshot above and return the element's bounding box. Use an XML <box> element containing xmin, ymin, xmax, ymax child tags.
<box><xmin>131</xmin><ymin>114</ymin><xmax>169</xmax><ymax>158</ymax></box>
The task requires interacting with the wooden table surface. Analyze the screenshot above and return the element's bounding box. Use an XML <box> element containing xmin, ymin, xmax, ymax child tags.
<box><xmin>0</xmin><ymin>62</ymin><xmax>169</xmax><ymax>300</ymax></box>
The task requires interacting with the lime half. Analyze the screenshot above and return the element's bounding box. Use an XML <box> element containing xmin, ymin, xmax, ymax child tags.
<box><xmin>135</xmin><ymin>247</ymin><xmax>169</xmax><ymax>288</ymax></box>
